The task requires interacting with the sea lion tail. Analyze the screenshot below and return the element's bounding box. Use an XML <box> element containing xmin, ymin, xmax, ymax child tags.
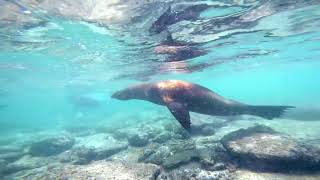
<box><xmin>248</xmin><ymin>105</ymin><xmax>295</xmax><ymax>120</ymax></box>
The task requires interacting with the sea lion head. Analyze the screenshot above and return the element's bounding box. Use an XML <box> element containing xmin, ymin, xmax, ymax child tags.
<box><xmin>111</xmin><ymin>88</ymin><xmax>134</xmax><ymax>100</ymax></box>
<box><xmin>111</xmin><ymin>84</ymin><xmax>150</xmax><ymax>100</ymax></box>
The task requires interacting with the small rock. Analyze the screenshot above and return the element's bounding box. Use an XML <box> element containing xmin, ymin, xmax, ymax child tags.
<box><xmin>138</xmin><ymin>148</ymin><xmax>157</xmax><ymax>162</ymax></box>
<box><xmin>142</xmin><ymin>145</ymin><xmax>171</xmax><ymax>165</ymax></box>
<box><xmin>163</xmin><ymin>149</ymin><xmax>199</xmax><ymax>169</ymax></box>
<box><xmin>29</xmin><ymin>136</ymin><xmax>75</xmax><ymax>156</ymax></box>
<box><xmin>197</xmin><ymin>169</ymin><xmax>232</xmax><ymax>180</ymax></box>
<box><xmin>140</xmin><ymin>140</ymin><xmax>200</xmax><ymax>169</ymax></box>
<box><xmin>199</xmin><ymin>126</ymin><xmax>216</xmax><ymax>136</ymax></box>
<box><xmin>108</xmin><ymin>148</ymin><xmax>145</xmax><ymax>163</ymax></box>
<box><xmin>113</xmin><ymin>131</ymin><xmax>127</xmax><ymax>140</ymax></box>
<box><xmin>152</xmin><ymin>132</ymin><xmax>172</xmax><ymax>144</ymax></box>
<box><xmin>200</xmin><ymin>158</ymin><xmax>215</xmax><ymax>169</ymax></box>
<box><xmin>0</xmin><ymin>152</ymin><xmax>25</xmax><ymax>162</ymax></box>
<box><xmin>76</xmin><ymin>146</ymin><xmax>127</xmax><ymax>163</ymax></box>
<box><xmin>0</xmin><ymin>159</ymin><xmax>6</xmax><ymax>175</ymax></box>
<box><xmin>144</xmin><ymin>126</ymin><xmax>162</xmax><ymax>139</ymax></box>
<box><xmin>210</xmin><ymin>162</ymin><xmax>227</xmax><ymax>171</ymax></box>
<box><xmin>173</xmin><ymin>128</ymin><xmax>191</xmax><ymax>140</ymax></box>
<box><xmin>128</xmin><ymin>134</ymin><xmax>149</xmax><ymax>147</ymax></box>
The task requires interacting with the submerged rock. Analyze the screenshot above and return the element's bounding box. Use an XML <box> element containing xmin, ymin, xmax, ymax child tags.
<box><xmin>108</xmin><ymin>148</ymin><xmax>146</xmax><ymax>163</ymax></box>
<box><xmin>163</xmin><ymin>149</ymin><xmax>200</xmax><ymax>169</ymax></box>
<box><xmin>29</xmin><ymin>136</ymin><xmax>75</xmax><ymax>156</ymax></box>
<box><xmin>221</xmin><ymin>125</ymin><xmax>320</xmax><ymax>172</ymax></box>
<box><xmin>163</xmin><ymin>123</ymin><xmax>189</xmax><ymax>138</ymax></box>
<box><xmin>74</xmin><ymin>146</ymin><xmax>127</xmax><ymax>164</ymax></box>
<box><xmin>0</xmin><ymin>146</ymin><xmax>23</xmax><ymax>154</ymax></box>
<box><xmin>115</xmin><ymin>124</ymin><xmax>164</xmax><ymax>147</ymax></box>
<box><xmin>128</xmin><ymin>134</ymin><xmax>149</xmax><ymax>147</ymax></box>
<box><xmin>0</xmin><ymin>159</ymin><xmax>6</xmax><ymax>175</ymax></box>
<box><xmin>139</xmin><ymin>140</ymin><xmax>200</xmax><ymax>169</ymax></box>
<box><xmin>158</xmin><ymin>164</ymin><xmax>233</xmax><ymax>180</ymax></box>
<box><xmin>139</xmin><ymin>145</ymin><xmax>170</xmax><ymax>165</ymax></box>
<box><xmin>190</xmin><ymin>116</ymin><xmax>227</xmax><ymax>136</ymax></box>
<box><xmin>12</xmin><ymin>161</ymin><xmax>161</xmax><ymax>180</ymax></box>
<box><xmin>152</xmin><ymin>132</ymin><xmax>172</xmax><ymax>144</ymax></box>
<box><xmin>3</xmin><ymin>155</ymin><xmax>50</xmax><ymax>175</ymax></box>
<box><xmin>0</xmin><ymin>151</ymin><xmax>25</xmax><ymax>162</ymax></box>
<box><xmin>59</xmin><ymin>133</ymin><xmax>128</xmax><ymax>164</ymax></box>
<box><xmin>210</xmin><ymin>162</ymin><xmax>227</xmax><ymax>171</ymax></box>
<box><xmin>139</xmin><ymin>135</ymin><xmax>229</xmax><ymax>170</ymax></box>
<box><xmin>234</xmin><ymin>169</ymin><xmax>320</xmax><ymax>180</ymax></box>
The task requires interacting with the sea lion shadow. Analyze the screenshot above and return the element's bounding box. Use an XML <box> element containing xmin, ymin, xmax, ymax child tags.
<box><xmin>188</xmin><ymin>115</ymin><xmax>237</xmax><ymax>136</ymax></box>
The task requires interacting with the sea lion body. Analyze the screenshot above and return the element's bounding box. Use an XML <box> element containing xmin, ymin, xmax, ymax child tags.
<box><xmin>112</xmin><ymin>80</ymin><xmax>293</xmax><ymax>131</ymax></box>
<box><xmin>151</xmin><ymin>81</ymin><xmax>243</xmax><ymax>115</ymax></box>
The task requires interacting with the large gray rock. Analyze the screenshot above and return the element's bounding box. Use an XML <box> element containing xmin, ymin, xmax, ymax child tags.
<box><xmin>115</xmin><ymin>124</ymin><xmax>164</xmax><ymax>147</ymax></box>
<box><xmin>0</xmin><ymin>152</ymin><xmax>25</xmax><ymax>162</ymax></box>
<box><xmin>221</xmin><ymin>125</ymin><xmax>320</xmax><ymax>171</ymax></box>
<box><xmin>234</xmin><ymin>169</ymin><xmax>320</xmax><ymax>180</ymax></box>
<box><xmin>29</xmin><ymin>136</ymin><xmax>75</xmax><ymax>156</ymax></box>
<box><xmin>11</xmin><ymin>161</ymin><xmax>161</xmax><ymax>180</ymax></box>
<box><xmin>0</xmin><ymin>146</ymin><xmax>23</xmax><ymax>154</ymax></box>
<box><xmin>3</xmin><ymin>155</ymin><xmax>50</xmax><ymax>175</ymax></box>
<box><xmin>59</xmin><ymin>133</ymin><xmax>128</xmax><ymax>164</ymax></box>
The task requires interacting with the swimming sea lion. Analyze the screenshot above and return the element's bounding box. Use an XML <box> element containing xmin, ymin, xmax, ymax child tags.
<box><xmin>150</xmin><ymin>4</ymin><xmax>209</xmax><ymax>34</ymax></box>
<box><xmin>154</xmin><ymin>45</ymin><xmax>207</xmax><ymax>62</ymax></box>
<box><xmin>155</xmin><ymin>33</ymin><xmax>208</xmax><ymax>62</ymax></box>
<box><xmin>112</xmin><ymin>80</ymin><xmax>294</xmax><ymax>131</ymax></box>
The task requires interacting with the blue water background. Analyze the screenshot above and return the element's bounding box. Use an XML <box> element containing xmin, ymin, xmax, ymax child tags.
<box><xmin>0</xmin><ymin>1</ymin><xmax>320</xmax><ymax>137</ymax></box>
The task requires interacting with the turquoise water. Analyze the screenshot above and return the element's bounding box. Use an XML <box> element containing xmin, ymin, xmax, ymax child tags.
<box><xmin>1</xmin><ymin>0</ymin><xmax>320</xmax><ymax>178</ymax></box>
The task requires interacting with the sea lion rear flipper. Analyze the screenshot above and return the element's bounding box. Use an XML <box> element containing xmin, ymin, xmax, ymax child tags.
<box><xmin>166</xmin><ymin>102</ymin><xmax>191</xmax><ymax>131</ymax></box>
<box><xmin>247</xmin><ymin>105</ymin><xmax>295</xmax><ymax>119</ymax></box>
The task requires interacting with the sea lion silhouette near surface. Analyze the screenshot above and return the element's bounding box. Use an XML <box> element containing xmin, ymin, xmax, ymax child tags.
<box><xmin>112</xmin><ymin>80</ymin><xmax>294</xmax><ymax>131</ymax></box>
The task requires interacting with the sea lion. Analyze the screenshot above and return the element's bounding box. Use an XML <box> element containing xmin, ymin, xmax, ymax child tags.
<box><xmin>112</xmin><ymin>80</ymin><xmax>294</xmax><ymax>131</ymax></box>
<box><xmin>150</xmin><ymin>4</ymin><xmax>209</xmax><ymax>34</ymax></box>
<box><xmin>154</xmin><ymin>33</ymin><xmax>208</xmax><ymax>62</ymax></box>
<box><xmin>154</xmin><ymin>45</ymin><xmax>207</xmax><ymax>62</ymax></box>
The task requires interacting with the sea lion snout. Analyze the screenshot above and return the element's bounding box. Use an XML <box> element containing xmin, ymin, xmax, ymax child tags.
<box><xmin>111</xmin><ymin>90</ymin><xmax>130</xmax><ymax>100</ymax></box>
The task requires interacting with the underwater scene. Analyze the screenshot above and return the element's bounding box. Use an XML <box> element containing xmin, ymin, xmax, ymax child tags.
<box><xmin>1</xmin><ymin>0</ymin><xmax>320</xmax><ymax>179</ymax></box>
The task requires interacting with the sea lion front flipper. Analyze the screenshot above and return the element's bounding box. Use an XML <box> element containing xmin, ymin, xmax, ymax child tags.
<box><xmin>166</xmin><ymin>102</ymin><xmax>191</xmax><ymax>131</ymax></box>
